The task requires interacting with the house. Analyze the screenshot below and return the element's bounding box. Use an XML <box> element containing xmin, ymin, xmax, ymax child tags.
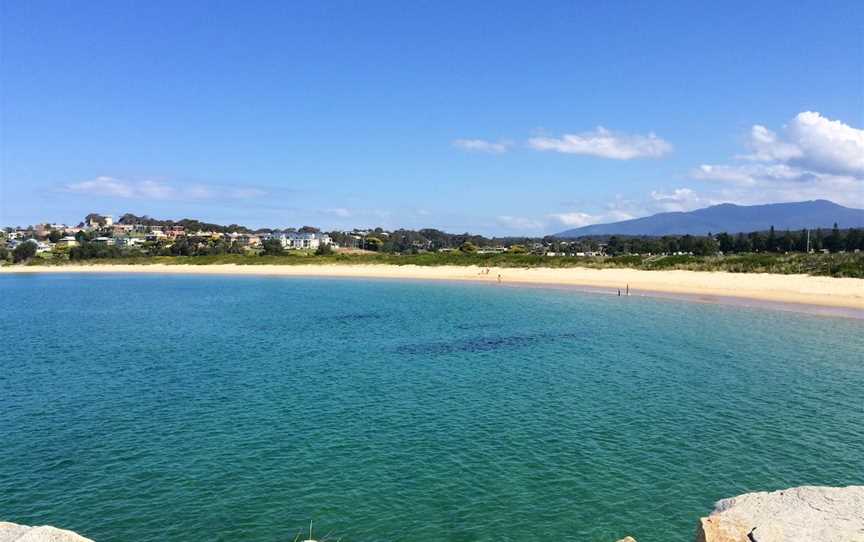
<box><xmin>113</xmin><ymin>224</ymin><xmax>136</xmax><ymax>235</ymax></box>
<box><xmin>226</xmin><ymin>232</ymin><xmax>261</xmax><ymax>247</ymax></box>
<box><xmin>116</xmin><ymin>237</ymin><xmax>144</xmax><ymax>247</ymax></box>
<box><xmin>145</xmin><ymin>230</ymin><xmax>167</xmax><ymax>242</ymax></box>
<box><xmin>56</xmin><ymin>236</ymin><xmax>79</xmax><ymax>248</ymax></box>
<box><xmin>166</xmin><ymin>226</ymin><xmax>186</xmax><ymax>239</ymax></box>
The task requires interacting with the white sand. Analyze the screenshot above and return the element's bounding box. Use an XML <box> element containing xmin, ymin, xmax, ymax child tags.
<box><xmin>3</xmin><ymin>263</ymin><xmax>863</xmax><ymax>312</ymax></box>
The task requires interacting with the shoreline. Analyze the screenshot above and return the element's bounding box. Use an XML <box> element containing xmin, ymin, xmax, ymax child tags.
<box><xmin>2</xmin><ymin>263</ymin><xmax>864</xmax><ymax>317</ymax></box>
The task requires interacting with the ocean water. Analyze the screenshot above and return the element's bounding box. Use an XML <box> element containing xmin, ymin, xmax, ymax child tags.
<box><xmin>1</xmin><ymin>274</ymin><xmax>863</xmax><ymax>542</ymax></box>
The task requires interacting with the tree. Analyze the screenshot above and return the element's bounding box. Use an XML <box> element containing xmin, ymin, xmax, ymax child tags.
<box><xmin>766</xmin><ymin>226</ymin><xmax>777</xmax><ymax>252</ymax></box>
<box><xmin>170</xmin><ymin>239</ymin><xmax>192</xmax><ymax>256</ymax></box>
<box><xmin>48</xmin><ymin>230</ymin><xmax>63</xmax><ymax>243</ymax></box>
<box><xmin>780</xmin><ymin>230</ymin><xmax>795</xmax><ymax>253</ymax></box>
<box><xmin>0</xmin><ymin>246</ymin><xmax>8</xmax><ymax>261</ymax></box>
<box><xmin>13</xmin><ymin>241</ymin><xmax>37</xmax><ymax>262</ymax></box>
<box><xmin>364</xmin><ymin>237</ymin><xmax>383</xmax><ymax>251</ymax></box>
<box><xmin>315</xmin><ymin>242</ymin><xmax>333</xmax><ymax>256</ymax></box>
<box><xmin>814</xmin><ymin>229</ymin><xmax>824</xmax><ymax>252</ymax></box>
<box><xmin>796</xmin><ymin>229</ymin><xmax>809</xmax><ymax>252</ymax></box>
<box><xmin>507</xmin><ymin>244</ymin><xmax>527</xmax><ymax>254</ymax></box>
<box><xmin>693</xmin><ymin>236</ymin><xmax>718</xmax><ymax>256</ymax></box>
<box><xmin>261</xmin><ymin>238</ymin><xmax>284</xmax><ymax>255</ymax></box>
<box><xmin>825</xmin><ymin>223</ymin><xmax>842</xmax><ymax>253</ymax></box>
<box><xmin>84</xmin><ymin>213</ymin><xmax>108</xmax><ymax>227</ymax></box>
<box><xmin>845</xmin><ymin>228</ymin><xmax>862</xmax><ymax>252</ymax></box>
<box><xmin>679</xmin><ymin>235</ymin><xmax>695</xmax><ymax>254</ymax></box>
<box><xmin>716</xmin><ymin>232</ymin><xmax>734</xmax><ymax>254</ymax></box>
<box><xmin>749</xmin><ymin>231</ymin><xmax>766</xmax><ymax>252</ymax></box>
<box><xmin>459</xmin><ymin>241</ymin><xmax>477</xmax><ymax>253</ymax></box>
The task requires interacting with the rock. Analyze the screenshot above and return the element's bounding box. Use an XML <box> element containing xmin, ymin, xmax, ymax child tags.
<box><xmin>0</xmin><ymin>522</ymin><xmax>94</xmax><ymax>542</ymax></box>
<box><xmin>695</xmin><ymin>485</ymin><xmax>864</xmax><ymax>542</ymax></box>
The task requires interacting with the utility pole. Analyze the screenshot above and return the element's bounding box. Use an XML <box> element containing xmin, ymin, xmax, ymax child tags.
<box><xmin>806</xmin><ymin>229</ymin><xmax>810</xmax><ymax>253</ymax></box>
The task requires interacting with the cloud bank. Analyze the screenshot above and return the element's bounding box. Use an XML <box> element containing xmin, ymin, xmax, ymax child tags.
<box><xmin>452</xmin><ymin>139</ymin><xmax>513</xmax><ymax>154</ymax></box>
<box><xmin>528</xmin><ymin>127</ymin><xmax>672</xmax><ymax>160</ymax></box>
<box><xmin>693</xmin><ymin>111</ymin><xmax>863</xmax><ymax>208</ymax></box>
<box><xmin>64</xmin><ymin>176</ymin><xmax>267</xmax><ymax>201</ymax></box>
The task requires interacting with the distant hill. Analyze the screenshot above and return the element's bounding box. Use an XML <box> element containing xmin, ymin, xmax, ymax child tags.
<box><xmin>555</xmin><ymin>200</ymin><xmax>864</xmax><ymax>237</ymax></box>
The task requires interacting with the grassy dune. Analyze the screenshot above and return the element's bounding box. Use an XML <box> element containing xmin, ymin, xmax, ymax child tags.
<box><xmin>21</xmin><ymin>251</ymin><xmax>864</xmax><ymax>278</ymax></box>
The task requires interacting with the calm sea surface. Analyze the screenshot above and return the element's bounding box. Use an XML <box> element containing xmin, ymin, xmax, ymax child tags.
<box><xmin>1</xmin><ymin>274</ymin><xmax>863</xmax><ymax>542</ymax></box>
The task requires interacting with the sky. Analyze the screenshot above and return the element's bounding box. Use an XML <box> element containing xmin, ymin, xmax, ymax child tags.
<box><xmin>1</xmin><ymin>0</ymin><xmax>863</xmax><ymax>235</ymax></box>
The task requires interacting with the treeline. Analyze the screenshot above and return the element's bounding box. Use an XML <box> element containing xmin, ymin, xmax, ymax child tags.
<box><xmin>68</xmin><ymin>237</ymin><xmax>246</xmax><ymax>260</ymax></box>
<box><xmin>586</xmin><ymin>225</ymin><xmax>863</xmax><ymax>256</ymax></box>
<box><xmin>327</xmin><ymin>228</ymin><xmax>496</xmax><ymax>252</ymax></box>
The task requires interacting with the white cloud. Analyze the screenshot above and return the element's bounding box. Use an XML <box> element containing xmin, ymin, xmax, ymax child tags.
<box><xmin>649</xmin><ymin>188</ymin><xmax>706</xmax><ymax>212</ymax></box>
<box><xmin>65</xmin><ymin>176</ymin><xmax>137</xmax><ymax>198</ymax></box>
<box><xmin>453</xmin><ymin>139</ymin><xmax>513</xmax><ymax>154</ymax></box>
<box><xmin>64</xmin><ymin>176</ymin><xmax>267</xmax><ymax>201</ymax></box>
<box><xmin>547</xmin><ymin>212</ymin><xmax>596</xmax><ymax>227</ymax></box>
<box><xmin>528</xmin><ymin>127</ymin><xmax>672</xmax><ymax>159</ymax></box>
<box><xmin>740</xmin><ymin>112</ymin><xmax>864</xmax><ymax>176</ymax></box>
<box><xmin>691</xmin><ymin>163</ymin><xmax>815</xmax><ymax>186</ymax></box>
<box><xmin>786</xmin><ymin>111</ymin><xmax>864</xmax><ymax>176</ymax></box>
<box><xmin>741</xmin><ymin>125</ymin><xmax>803</xmax><ymax>162</ymax></box>
<box><xmin>548</xmin><ymin>203</ymin><xmax>638</xmax><ymax>230</ymax></box>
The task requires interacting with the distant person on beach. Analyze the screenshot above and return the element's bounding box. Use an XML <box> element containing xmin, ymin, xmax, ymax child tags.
<box><xmin>497</xmin><ymin>274</ymin><xmax>502</xmax><ymax>283</ymax></box>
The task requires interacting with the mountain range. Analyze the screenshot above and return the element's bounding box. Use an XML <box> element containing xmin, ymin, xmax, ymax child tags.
<box><xmin>555</xmin><ymin>200</ymin><xmax>864</xmax><ymax>237</ymax></box>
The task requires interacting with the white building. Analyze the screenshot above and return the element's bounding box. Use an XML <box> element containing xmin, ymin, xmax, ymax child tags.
<box><xmin>268</xmin><ymin>232</ymin><xmax>332</xmax><ymax>250</ymax></box>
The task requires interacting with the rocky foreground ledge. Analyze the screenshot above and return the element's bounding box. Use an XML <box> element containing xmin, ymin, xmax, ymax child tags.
<box><xmin>693</xmin><ymin>485</ymin><xmax>864</xmax><ymax>542</ymax></box>
<box><xmin>618</xmin><ymin>485</ymin><xmax>864</xmax><ymax>542</ymax></box>
<box><xmin>4</xmin><ymin>486</ymin><xmax>862</xmax><ymax>541</ymax></box>
<box><xmin>0</xmin><ymin>522</ymin><xmax>93</xmax><ymax>542</ymax></box>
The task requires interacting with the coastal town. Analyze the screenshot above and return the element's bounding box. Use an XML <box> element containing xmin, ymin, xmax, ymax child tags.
<box><xmin>0</xmin><ymin>212</ymin><xmax>610</xmax><ymax>261</ymax></box>
<box><xmin>2</xmin><ymin>213</ymin><xmax>332</xmax><ymax>254</ymax></box>
<box><xmin>4</xmin><ymin>210</ymin><xmax>864</xmax><ymax>268</ymax></box>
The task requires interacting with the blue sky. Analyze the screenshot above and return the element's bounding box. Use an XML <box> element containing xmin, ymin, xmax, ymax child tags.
<box><xmin>2</xmin><ymin>0</ymin><xmax>862</xmax><ymax>234</ymax></box>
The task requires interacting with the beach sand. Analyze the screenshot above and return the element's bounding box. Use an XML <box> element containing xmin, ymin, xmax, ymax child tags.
<box><xmin>3</xmin><ymin>263</ymin><xmax>864</xmax><ymax>315</ymax></box>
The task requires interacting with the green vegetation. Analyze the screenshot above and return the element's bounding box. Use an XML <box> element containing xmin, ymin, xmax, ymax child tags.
<box><xmin>26</xmin><ymin>250</ymin><xmax>864</xmax><ymax>278</ymax></box>
<box><xmin>261</xmin><ymin>238</ymin><xmax>284</xmax><ymax>256</ymax></box>
<box><xmin>314</xmin><ymin>242</ymin><xmax>334</xmax><ymax>256</ymax></box>
<box><xmin>12</xmin><ymin>241</ymin><xmax>37</xmax><ymax>263</ymax></box>
<box><xmin>7</xmin><ymin>217</ymin><xmax>864</xmax><ymax>278</ymax></box>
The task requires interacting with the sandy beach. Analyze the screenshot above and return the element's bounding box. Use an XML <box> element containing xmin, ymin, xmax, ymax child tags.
<box><xmin>3</xmin><ymin>263</ymin><xmax>863</xmax><ymax>315</ymax></box>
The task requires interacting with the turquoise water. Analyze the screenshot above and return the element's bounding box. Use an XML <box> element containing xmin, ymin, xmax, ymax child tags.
<box><xmin>1</xmin><ymin>274</ymin><xmax>863</xmax><ymax>542</ymax></box>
